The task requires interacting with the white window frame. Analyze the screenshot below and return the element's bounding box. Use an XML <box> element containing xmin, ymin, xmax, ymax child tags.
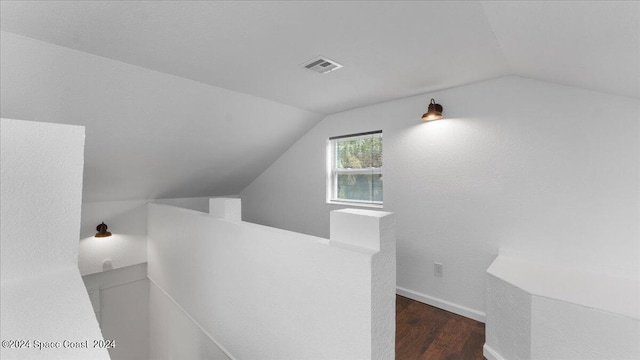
<box><xmin>326</xmin><ymin>131</ymin><xmax>383</xmax><ymax>208</ymax></box>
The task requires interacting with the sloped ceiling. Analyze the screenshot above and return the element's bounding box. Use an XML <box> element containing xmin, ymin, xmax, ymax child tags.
<box><xmin>1</xmin><ymin>1</ymin><xmax>638</xmax><ymax>201</ymax></box>
<box><xmin>482</xmin><ymin>1</ymin><xmax>639</xmax><ymax>100</ymax></box>
<box><xmin>0</xmin><ymin>31</ymin><xmax>323</xmax><ymax>201</ymax></box>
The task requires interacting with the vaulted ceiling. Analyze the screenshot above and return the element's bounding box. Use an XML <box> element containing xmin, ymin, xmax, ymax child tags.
<box><xmin>1</xmin><ymin>1</ymin><xmax>638</xmax><ymax>201</ymax></box>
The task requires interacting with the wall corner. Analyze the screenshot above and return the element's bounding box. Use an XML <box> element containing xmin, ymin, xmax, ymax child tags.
<box><xmin>209</xmin><ymin>198</ymin><xmax>242</xmax><ymax>222</ymax></box>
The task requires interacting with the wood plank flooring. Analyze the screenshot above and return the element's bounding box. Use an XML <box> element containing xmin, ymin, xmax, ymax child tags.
<box><xmin>396</xmin><ymin>295</ymin><xmax>485</xmax><ymax>360</ymax></box>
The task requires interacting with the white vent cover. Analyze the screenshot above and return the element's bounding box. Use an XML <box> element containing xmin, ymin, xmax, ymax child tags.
<box><xmin>301</xmin><ymin>56</ymin><xmax>343</xmax><ymax>74</ymax></box>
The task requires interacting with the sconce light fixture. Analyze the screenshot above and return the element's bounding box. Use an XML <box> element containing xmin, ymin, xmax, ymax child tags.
<box><xmin>95</xmin><ymin>222</ymin><xmax>112</xmax><ymax>238</ymax></box>
<box><xmin>422</xmin><ymin>98</ymin><xmax>443</xmax><ymax>121</ymax></box>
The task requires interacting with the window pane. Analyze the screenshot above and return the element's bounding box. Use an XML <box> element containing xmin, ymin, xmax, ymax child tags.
<box><xmin>372</xmin><ymin>173</ymin><xmax>383</xmax><ymax>202</ymax></box>
<box><xmin>336</xmin><ymin>135</ymin><xmax>382</xmax><ymax>169</ymax></box>
<box><xmin>336</xmin><ymin>173</ymin><xmax>383</xmax><ymax>202</ymax></box>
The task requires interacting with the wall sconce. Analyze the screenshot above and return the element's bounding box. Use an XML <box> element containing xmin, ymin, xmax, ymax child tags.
<box><xmin>95</xmin><ymin>222</ymin><xmax>112</xmax><ymax>238</ymax></box>
<box><xmin>422</xmin><ymin>98</ymin><xmax>443</xmax><ymax>121</ymax></box>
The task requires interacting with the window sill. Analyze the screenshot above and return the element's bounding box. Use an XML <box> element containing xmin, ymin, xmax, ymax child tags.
<box><xmin>326</xmin><ymin>200</ymin><xmax>383</xmax><ymax>209</ymax></box>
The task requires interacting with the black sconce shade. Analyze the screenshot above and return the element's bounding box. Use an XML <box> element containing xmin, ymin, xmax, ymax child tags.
<box><xmin>95</xmin><ymin>222</ymin><xmax>112</xmax><ymax>238</ymax></box>
<box><xmin>422</xmin><ymin>98</ymin><xmax>443</xmax><ymax>121</ymax></box>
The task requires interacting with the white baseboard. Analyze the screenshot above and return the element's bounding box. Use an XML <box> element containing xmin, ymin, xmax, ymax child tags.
<box><xmin>483</xmin><ymin>344</ymin><xmax>506</xmax><ymax>360</ymax></box>
<box><xmin>396</xmin><ymin>286</ymin><xmax>486</xmax><ymax>323</ymax></box>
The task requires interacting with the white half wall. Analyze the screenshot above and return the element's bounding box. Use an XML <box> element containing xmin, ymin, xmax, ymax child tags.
<box><xmin>149</xmin><ymin>280</ymin><xmax>230</xmax><ymax>360</ymax></box>
<box><xmin>485</xmin><ymin>253</ymin><xmax>640</xmax><ymax>359</ymax></box>
<box><xmin>147</xmin><ymin>199</ymin><xmax>396</xmax><ymax>360</ymax></box>
<box><xmin>154</xmin><ymin>196</ymin><xmax>212</xmax><ymax>213</ymax></box>
<box><xmin>1</xmin><ymin>118</ymin><xmax>108</xmax><ymax>359</ymax></box>
<box><xmin>1</xmin><ymin>119</ymin><xmax>85</xmax><ymax>281</ymax></box>
<box><xmin>79</xmin><ymin>196</ymin><xmax>213</xmax><ymax>276</ymax></box>
<box><xmin>240</xmin><ymin>76</ymin><xmax>640</xmax><ymax>318</ymax></box>
<box><xmin>83</xmin><ymin>263</ymin><xmax>150</xmax><ymax>360</ymax></box>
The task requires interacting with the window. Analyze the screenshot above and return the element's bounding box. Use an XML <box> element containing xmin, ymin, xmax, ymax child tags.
<box><xmin>328</xmin><ymin>130</ymin><xmax>382</xmax><ymax>206</ymax></box>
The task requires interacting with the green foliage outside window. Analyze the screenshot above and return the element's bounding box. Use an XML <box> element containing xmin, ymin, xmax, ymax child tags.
<box><xmin>335</xmin><ymin>135</ymin><xmax>382</xmax><ymax>203</ymax></box>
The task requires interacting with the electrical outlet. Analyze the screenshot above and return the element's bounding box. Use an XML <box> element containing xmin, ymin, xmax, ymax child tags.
<box><xmin>434</xmin><ymin>262</ymin><xmax>443</xmax><ymax>277</ymax></box>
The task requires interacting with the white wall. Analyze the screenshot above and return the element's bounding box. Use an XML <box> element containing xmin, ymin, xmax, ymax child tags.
<box><xmin>485</xmin><ymin>273</ymin><xmax>531</xmax><ymax>360</ymax></box>
<box><xmin>530</xmin><ymin>296</ymin><xmax>639</xmax><ymax>360</ymax></box>
<box><xmin>80</xmin><ymin>200</ymin><xmax>148</xmax><ymax>275</ymax></box>
<box><xmin>79</xmin><ymin>196</ymin><xmax>212</xmax><ymax>275</ymax></box>
<box><xmin>154</xmin><ymin>196</ymin><xmax>212</xmax><ymax>213</ymax></box>
<box><xmin>78</xmin><ymin>197</ymin><xmax>212</xmax><ymax>359</ymax></box>
<box><xmin>147</xmin><ymin>200</ymin><xmax>395</xmax><ymax>359</ymax></box>
<box><xmin>1</xmin><ymin>119</ymin><xmax>86</xmax><ymax>281</ymax></box>
<box><xmin>485</xmin><ymin>254</ymin><xmax>640</xmax><ymax>360</ymax></box>
<box><xmin>83</xmin><ymin>264</ymin><xmax>150</xmax><ymax>360</ymax></box>
<box><xmin>149</xmin><ymin>281</ymin><xmax>230</xmax><ymax>360</ymax></box>
<box><xmin>241</xmin><ymin>76</ymin><xmax>640</xmax><ymax>319</ymax></box>
<box><xmin>1</xmin><ymin>118</ymin><xmax>109</xmax><ymax>359</ymax></box>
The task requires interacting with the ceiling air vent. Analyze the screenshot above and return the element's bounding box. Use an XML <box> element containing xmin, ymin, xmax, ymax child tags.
<box><xmin>301</xmin><ymin>56</ymin><xmax>343</xmax><ymax>74</ymax></box>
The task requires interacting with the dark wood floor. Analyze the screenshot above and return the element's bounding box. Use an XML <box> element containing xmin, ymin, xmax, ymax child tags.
<box><xmin>396</xmin><ymin>295</ymin><xmax>485</xmax><ymax>360</ymax></box>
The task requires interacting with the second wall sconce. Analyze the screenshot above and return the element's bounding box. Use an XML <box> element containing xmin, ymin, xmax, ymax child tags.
<box><xmin>95</xmin><ymin>222</ymin><xmax>112</xmax><ymax>238</ymax></box>
<box><xmin>422</xmin><ymin>98</ymin><xmax>443</xmax><ymax>121</ymax></box>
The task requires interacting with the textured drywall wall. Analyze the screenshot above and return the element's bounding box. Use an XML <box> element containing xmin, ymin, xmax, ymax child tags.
<box><xmin>83</xmin><ymin>264</ymin><xmax>150</xmax><ymax>360</ymax></box>
<box><xmin>488</xmin><ymin>251</ymin><xmax>640</xmax><ymax>320</ymax></box>
<box><xmin>241</xmin><ymin>76</ymin><xmax>640</xmax><ymax>318</ymax></box>
<box><xmin>0</xmin><ymin>118</ymin><xmax>109</xmax><ymax>359</ymax></box>
<box><xmin>147</xmin><ymin>200</ymin><xmax>395</xmax><ymax>359</ymax></box>
<box><xmin>1</xmin><ymin>269</ymin><xmax>110</xmax><ymax>360</ymax></box>
<box><xmin>366</xmin><ymin>210</ymin><xmax>397</xmax><ymax>360</ymax></box>
<box><xmin>1</xmin><ymin>119</ymin><xmax>85</xmax><ymax>281</ymax></box>
<box><xmin>485</xmin><ymin>274</ymin><xmax>531</xmax><ymax>360</ymax></box>
<box><xmin>531</xmin><ymin>296</ymin><xmax>640</xmax><ymax>360</ymax></box>
<box><xmin>486</xmin><ymin>254</ymin><xmax>640</xmax><ymax>359</ymax></box>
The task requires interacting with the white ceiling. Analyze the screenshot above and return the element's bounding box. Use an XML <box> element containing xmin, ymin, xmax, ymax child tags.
<box><xmin>4</xmin><ymin>1</ymin><xmax>636</xmax><ymax>115</ymax></box>
<box><xmin>1</xmin><ymin>1</ymin><xmax>638</xmax><ymax>201</ymax></box>
<box><xmin>482</xmin><ymin>1</ymin><xmax>640</xmax><ymax>100</ymax></box>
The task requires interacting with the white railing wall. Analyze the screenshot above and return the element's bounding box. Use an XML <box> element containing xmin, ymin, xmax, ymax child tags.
<box><xmin>484</xmin><ymin>251</ymin><xmax>640</xmax><ymax>360</ymax></box>
<box><xmin>1</xmin><ymin>119</ymin><xmax>109</xmax><ymax>360</ymax></box>
<box><xmin>147</xmin><ymin>199</ymin><xmax>395</xmax><ymax>360</ymax></box>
